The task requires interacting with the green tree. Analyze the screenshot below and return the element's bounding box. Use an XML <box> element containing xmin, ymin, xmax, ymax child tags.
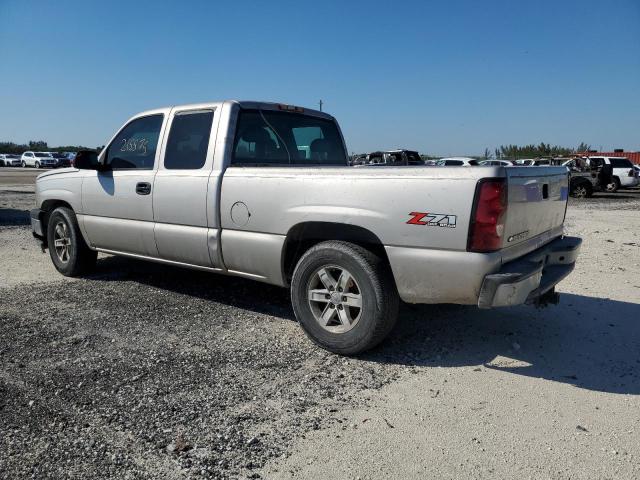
<box><xmin>28</xmin><ymin>140</ymin><xmax>48</xmax><ymax>150</ymax></box>
<box><xmin>576</xmin><ymin>142</ymin><xmax>590</xmax><ymax>152</ymax></box>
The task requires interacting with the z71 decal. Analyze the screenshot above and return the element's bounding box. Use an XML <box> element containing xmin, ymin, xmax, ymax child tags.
<box><xmin>407</xmin><ymin>212</ymin><xmax>457</xmax><ymax>228</ymax></box>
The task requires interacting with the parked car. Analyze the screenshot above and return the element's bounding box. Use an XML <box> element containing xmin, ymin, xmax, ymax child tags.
<box><xmin>478</xmin><ymin>160</ymin><xmax>514</xmax><ymax>167</ymax></box>
<box><xmin>513</xmin><ymin>159</ymin><xmax>535</xmax><ymax>166</ymax></box>
<box><xmin>50</xmin><ymin>152</ymin><xmax>72</xmax><ymax>168</ymax></box>
<box><xmin>532</xmin><ymin>159</ymin><xmax>552</xmax><ymax>166</ymax></box>
<box><xmin>0</xmin><ymin>154</ymin><xmax>22</xmax><ymax>166</ymax></box>
<box><xmin>383</xmin><ymin>150</ymin><xmax>423</xmax><ymax>166</ymax></box>
<box><xmin>354</xmin><ymin>150</ymin><xmax>424</xmax><ymax>167</ymax></box>
<box><xmin>436</xmin><ymin>157</ymin><xmax>479</xmax><ymax>166</ymax></box>
<box><xmin>30</xmin><ymin>100</ymin><xmax>581</xmax><ymax>354</ymax></box>
<box><xmin>569</xmin><ymin>164</ymin><xmax>614</xmax><ymax>198</ymax></box>
<box><xmin>20</xmin><ymin>151</ymin><xmax>57</xmax><ymax>168</ymax></box>
<box><xmin>586</xmin><ymin>156</ymin><xmax>639</xmax><ymax>192</ymax></box>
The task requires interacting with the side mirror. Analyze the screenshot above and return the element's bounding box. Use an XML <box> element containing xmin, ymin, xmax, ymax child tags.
<box><xmin>74</xmin><ymin>150</ymin><xmax>100</xmax><ymax>170</ymax></box>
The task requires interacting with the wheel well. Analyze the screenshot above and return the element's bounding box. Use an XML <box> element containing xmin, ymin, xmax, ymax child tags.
<box><xmin>40</xmin><ymin>200</ymin><xmax>74</xmax><ymax>231</ymax></box>
<box><xmin>570</xmin><ymin>177</ymin><xmax>592</xmax><ymax>189</ymax></box>
<box><xmin>282</xmin><ymin>222</ymin><xmax>390</xmax><ymax>284</ymax></box>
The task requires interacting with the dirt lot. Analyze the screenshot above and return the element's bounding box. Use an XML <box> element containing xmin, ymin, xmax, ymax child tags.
<box><xmin>1</xmin><ymin>171</ymin><xmax>639</xmax><ymax>479</ymax></box>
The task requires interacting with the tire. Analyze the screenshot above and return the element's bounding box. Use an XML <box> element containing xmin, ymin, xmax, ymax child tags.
<box><xmin>570</xmin><ymin>182</ymin><xmax>592</xmax><ymax>198</ymax></box>
<box><xmin>21</xmin><ymin>160</ymin><xmax>26</xmax><ymax>168</ymax></box>
<box><xmin>605</xmin><ymin>177</ymin><xmax>620</xmax><ymax>193</ymax></box>
<box><xmin>46</xmin><ymin>206</ymin><xmax>97</xmax><ymax>276</ymax></box>
<box><xmin>35</xmin><ymin>161</ymin><xmax>41</xmax><ymax>169</ymax></box>
<box><xmin>291</xmin><ymin>241</ymin><xmax>399</xmax><ymax>355</ymax></box>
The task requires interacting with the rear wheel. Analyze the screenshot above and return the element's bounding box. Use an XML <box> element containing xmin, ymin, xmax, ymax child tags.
<box><xmin>35</xmin><ymin>161</ymin><xmax>41</xmax><ymax>169</ymax></box>
<box><xmin>291</xmin><ymin>241</ymin><xmax>399</xmax><ymax>355</ymax></box>
<box><xmin>47</xmin><ymin>207</ymin><xmax>97</xmax><ymax>276</ymax></box>
<box><xmin>21</xmin><ymin>160</ymin><xmax>26</xmax><ymax>168</ymax></box>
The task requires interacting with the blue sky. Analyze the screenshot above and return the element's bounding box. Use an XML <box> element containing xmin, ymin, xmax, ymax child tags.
<box><xmin>1</xmin><ymin>0</ymin><xmax>639</xmax><ymax>155</ymax></box>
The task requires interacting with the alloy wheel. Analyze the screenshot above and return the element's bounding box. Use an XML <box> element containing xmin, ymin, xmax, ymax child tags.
<box><xmin>53</xmin><ymin>221</ymin><xmax>72</xmax><ymax>263</ymax></box>
<box><xmin>306</xmin><ymin>265</ymin><xmax>363</xmax><ymax>334</ymax></box>
<box><xmin>573</xmin><ymin>185</ymin><xmax>587</xmax><ymax>198</ymax></box>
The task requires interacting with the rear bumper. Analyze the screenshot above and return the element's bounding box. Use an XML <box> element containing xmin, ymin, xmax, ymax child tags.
<box><xmin>477</xmin><ymin>236</ymin><xmax>581</xmax><ymax>308</ymax></box>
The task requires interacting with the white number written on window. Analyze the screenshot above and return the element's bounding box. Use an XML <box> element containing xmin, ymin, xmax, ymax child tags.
<box><xmin>120</xmin><ymin>138</ymin><xmax>149</xmax><ymax>155</ymax></box>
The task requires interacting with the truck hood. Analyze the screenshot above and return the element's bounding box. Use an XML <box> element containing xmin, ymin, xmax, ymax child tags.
<box><xmin>36</xmin><ymin>167</ymin><xmax>80</xmax><ymax>181</ymax></box>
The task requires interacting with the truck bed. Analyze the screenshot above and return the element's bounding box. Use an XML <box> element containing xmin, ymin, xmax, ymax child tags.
<box><xmin>220</xmin><ymin>165</ymin><xmax>570</xmax><ymax>303</ymax></box>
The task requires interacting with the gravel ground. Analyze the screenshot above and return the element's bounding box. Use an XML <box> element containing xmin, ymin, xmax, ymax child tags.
<box><xmin>1</xmin><ymin>181</ymin><xmax>639</xmax><ymax>479</ymax></box>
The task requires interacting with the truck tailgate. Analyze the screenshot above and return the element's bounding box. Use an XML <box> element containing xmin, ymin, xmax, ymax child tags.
<box><xmin>504</xmin><ymin>167</ymin><xmax>569</xmax><ymax>248</ymax></box>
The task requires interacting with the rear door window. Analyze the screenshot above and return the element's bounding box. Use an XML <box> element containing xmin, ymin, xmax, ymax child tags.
<box><xmin>609</xmin><ymin>158</ymin><xmax>633</xmax><ymax>168</ymax></box>
<box><xmin>164</xmin><ymin>110</ymin><xmax>214</xmax><ymax>170</ymax></box>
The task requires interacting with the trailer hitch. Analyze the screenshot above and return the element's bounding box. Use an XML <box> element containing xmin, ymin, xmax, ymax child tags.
<box><xmin>531</xmin><ymin>287</ymin><xmax>560</xmax><ymax>308</ymax></box>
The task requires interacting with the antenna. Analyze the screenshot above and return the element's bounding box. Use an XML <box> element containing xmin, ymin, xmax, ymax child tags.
<box><xmin>319</xmin><ymin>99</ymin><xmax>323</xmax><ymax>112</ymax></box>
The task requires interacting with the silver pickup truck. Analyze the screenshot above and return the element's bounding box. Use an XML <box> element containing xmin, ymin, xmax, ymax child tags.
<box><xmin>31</xmin><ymin>100</ymin><xmax>581</xmax><ymax>354</ymax></box>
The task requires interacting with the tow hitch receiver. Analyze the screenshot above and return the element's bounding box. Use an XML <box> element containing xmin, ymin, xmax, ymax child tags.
<box><xmin>529</xmin><ymin>287</ymin><xmax>560</xmax><ymax>308</ymax></box>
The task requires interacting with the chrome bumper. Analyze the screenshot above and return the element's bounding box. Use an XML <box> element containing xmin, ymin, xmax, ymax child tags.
<box><xmin>478</xmin><ymin>236</ymin><xmax>582</xmax><ymax>308</ymax></box>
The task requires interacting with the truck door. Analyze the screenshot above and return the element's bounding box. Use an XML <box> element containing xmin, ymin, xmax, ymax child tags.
<box><xmin>81</xmin><ymin>112</ymin><xmax>166</xmax><ymax>256</ymax></box>
<box><xmin>153</xmin><ymin>106</ymin><xmax>221</xmax><ymax>267</ymax></box>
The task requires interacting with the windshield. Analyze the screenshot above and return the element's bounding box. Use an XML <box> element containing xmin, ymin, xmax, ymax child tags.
<box><xmin>51</xmin><ymin>153</ymin><xmax>67</xmax><ymax>158</ymax></box>
<box><xmin>35</xmin><ymin>153</ymin><xmax>52</xmax><ymax>158</ymax></box>
<box><xmin>232</xmin><ymin>109</ymin><xmax>347</xmax><ymax>166</ymax></box>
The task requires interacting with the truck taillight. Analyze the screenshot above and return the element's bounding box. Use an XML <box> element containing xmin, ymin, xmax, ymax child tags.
<box><xmin>468</xmin><ymin>179</ymin><xmax>507</xmax><ymax>253</ymax></box>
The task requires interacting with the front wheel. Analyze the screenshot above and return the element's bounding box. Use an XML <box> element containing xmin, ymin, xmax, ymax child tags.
<box><xmin>570</xmin><ymin>183</ymin><xmax>592</xmax><ymax>198</ymax></box>
<box><xmin>291</xmin><ymin>241</ymin><xmax>399</xmax><ymax>355</ymax></box>
<box><xmin>21</xmin><ymin>160</ymin><xmax>26</xmax><ymax>168</ymax></box>
<box><xmin>605</xmin><ymin>178</ymin><xmax>620</xmax><ymax>193</ymax></box>
<box><xmin>47</xmin><ymin>206</ymin><xmax>97</xmax><ymax>276</ymax></box>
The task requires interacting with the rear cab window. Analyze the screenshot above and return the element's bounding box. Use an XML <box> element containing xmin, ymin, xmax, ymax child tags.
<box><xmin>231</xmin><ymin>109</ymin><xmax>347</xmax><ymax>166</ymax></box>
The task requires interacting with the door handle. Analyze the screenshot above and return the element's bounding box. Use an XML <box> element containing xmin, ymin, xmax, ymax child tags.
<box><xmin>136</xmin><ymin>182</ymin><xmax>151</xmax><ymax>195</ymax></box>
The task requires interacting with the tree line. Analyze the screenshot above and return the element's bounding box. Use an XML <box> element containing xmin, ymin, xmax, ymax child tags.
<box><xmin>0</xmin><ymin>140</ymin><xmax>101</xmax><ymax>154</ymax></box>
<box><xmin>487</xmin><ymin>142</ymin><xmax>591</xmax><ymax>160</ymax></box>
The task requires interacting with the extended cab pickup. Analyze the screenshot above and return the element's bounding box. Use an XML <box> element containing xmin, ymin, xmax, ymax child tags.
<box><xmin>31</xmin><ymin>101</ymin><xmax>581</xmax><ymax>354</ymax></box>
